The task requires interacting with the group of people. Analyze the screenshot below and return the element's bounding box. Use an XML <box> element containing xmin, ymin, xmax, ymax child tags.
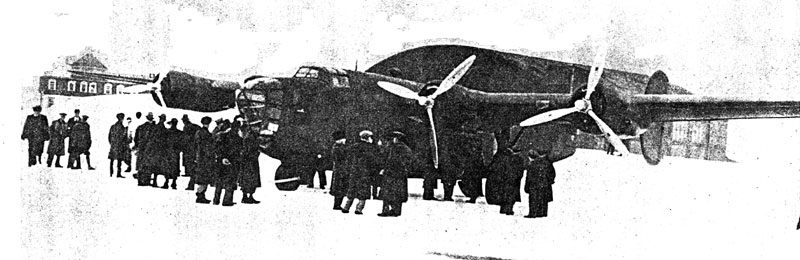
<box><xmin>485</xmin><ymin>148</ymin><xmax>557</xmax><ymax>218</ymax></box>
<box><xmin>24</xmin><ymin>104</ymin><xmax>557</xmax><ymax>217</ymax></box>
<box><xmin>328</xmin><ymin>130</ymin><xmax>415</xmax><ymax>217</ymax></box>
<box><xmin>22</xmin><ymin>107</ymin><xmax>95</xmax><ymax>170</ymax></box>
<box><xmin>124</xmin><ymin>112</ymin><xmax>263</xmax><ymax>206</ymax></box>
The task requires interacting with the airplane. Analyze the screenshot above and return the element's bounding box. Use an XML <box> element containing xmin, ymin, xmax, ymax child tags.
<box><xmin>126</xmin><ymin>44</ymin><xmax>800</xmax><ymax>196</ymax></box>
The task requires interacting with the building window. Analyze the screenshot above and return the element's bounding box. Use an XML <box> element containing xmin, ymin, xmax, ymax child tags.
<box><xmin>67</xmin><ymin>81</ymin><xmax>76</xmax><ymax>91</ymax></box>
<box><xmin>80</xmin><ymin>81</ymin><xmax>88</xmax><ymax>92</ymax></box>
<box><xmin>47</xmin><ymin>79</ymin><xmax>57</xmax><ymax>90</ymax></box>
<box><xmin>104</xmin><ymin>83</ymin><xmax>113</xmax><ymax>94</ymax></box>
<box><xmin>89</xmin><ymin>82</ymin><xmax>97</xmax><ymax>93</ymax></box>
<box><xmin>117</xmin><ymin>85</ymin><xmax>125</xmax><ymax>94</ymax></box>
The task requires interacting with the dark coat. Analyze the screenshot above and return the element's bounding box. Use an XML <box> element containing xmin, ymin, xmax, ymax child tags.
<box><xmin>221</xmin><ymin>129</ymin><xmax>261</xmax><ymax>191</ymax></box>
<box><xmin>377</xmin><ymin>142</ymin><xmax>413</xmax><ymax>203</ymax></box>
<box><xmin>214</xmin><ymin>130</ymin><xmax>239</xmax><ymax>187</ymax></box>
<box><xmin>22</xmin><ymin>114</ymin><xmax>50</xmax><ymax>154</ymax></box>
<box><xmin>163</xmin><ymin>126</ymin><xmax>183</xmax><ymax>178</ymax></box>
<box><xmin>66</xmin><ymin>115</ymin><xmax>80</xmax><ymax>135</ymax></box>
<box><xmin>151</xmin><ymin>121</ymin><xmax>170</xmax><ymax>174</ymax></box>
<box><xmin>107</xmin><ymin>121</ymin><xmax>130</xmax><ymax>160</ymax></box>
<box><xmin>346</xmin><ymin>140</ymin><xmax>380</xmax><ymax>200</ymax></box>
<box><xmin>134</xmin><ymin>121</ymin><xmax>158</xmax><ymax>171</ymax></box>
<box><xmin>68</xmin><ymin>121</ymin><xmax>91</xmax><ymax>154</ymax></box>
<box><xmin>47</xmin><ymin>119</ymin><xmax>68</xmax><ymax>155</ymax></box>
<box><xmin>524</xmin><ymin>156</ymin><xmax>556</xmax><ymax>203</ymax></box>
<box><xmin>329</xmin><ymin>141</ymin><xmax>350</xmax><ymax>197</ymax></box>
<box><xmin>181</xmin><ymin>122</ymin><xmax>201</xmax><ymax>167</ymax></box>
<box><xmin>194</xmin><ymin>127</ymin><xmax>216</xmax><ymax>185</ymax></box>
<box><xmin>485</xmin><ymin>151</ymin><xmax>525</xmax><ymax>205</ymax></box>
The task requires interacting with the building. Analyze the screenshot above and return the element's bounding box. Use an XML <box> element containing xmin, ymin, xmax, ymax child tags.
<box><xmin>39</xmin><ymin>51</ymin><xmax>153</xmax><ymax>97</ymax></box>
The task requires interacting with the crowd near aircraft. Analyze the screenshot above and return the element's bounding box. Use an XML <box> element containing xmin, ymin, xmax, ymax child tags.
<box><xmin>121</xmin><ymin>44</ymin><xmax>800</xmax><ymax>194</ymax></box>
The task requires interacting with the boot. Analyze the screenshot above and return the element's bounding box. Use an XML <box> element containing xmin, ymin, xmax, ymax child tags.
<box><xmin>242</xmin><ymin>193</ymin><xmax>252</xmax><ymax>204</ymax></box>
<box><xmin>86</xmin><ymin>156</ymin><xmax>95</xmax><ymax>170</ymax></box>
<box><xmin>170</xmin><ymin>179</ymin><xmax>177</xmax><ymax>190</ymax></box>
<box><xmin>195</xmin><ymin>193</ymin><xmax>211</xmax><ymax>204</ymax></box>
<box><xmin>54</xmin><ymin>156</ymin><xmax>63</xmax><ymax>168</ymax></box>
<box><xmin>422</xmin><ymin>188</ymin><xmax>437</xmax><ymax>200</ymax></box>
<box><xmin>47</xmin><ymin>154</ymin><xmax>54</xmax><ymax>167</ymax></box>
<box><xmin>250</xmin><ymin>194</ymin><xmax>260</xmax><ymax>204</ymax></box>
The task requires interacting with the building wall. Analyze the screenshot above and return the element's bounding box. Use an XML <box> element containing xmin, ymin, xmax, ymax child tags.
<box><xmin>39</xmin><ymin>76</ymin><xmax>133</xmax><ymax>96</ymax></box>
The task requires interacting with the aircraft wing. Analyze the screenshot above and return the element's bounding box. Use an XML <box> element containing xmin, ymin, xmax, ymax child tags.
<box><xmin>630</xmin><ymin>95</ymin><xmax>800</xmax><ymax>122</ymax></box>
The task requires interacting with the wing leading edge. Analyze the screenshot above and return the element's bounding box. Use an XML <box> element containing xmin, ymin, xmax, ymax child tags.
<box><xmin>630</xmin><ymin>95</ymin><xmax>800</xmax><ymax>122</ymax></box>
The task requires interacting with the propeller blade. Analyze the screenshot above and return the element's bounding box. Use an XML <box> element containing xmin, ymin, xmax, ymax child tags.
<box><xmin>585</xmin><ymin>42</ymin><xmax>608</xmax><ymax>100</ymax></box>
<box><xmin>377</xmin><ymin>81</ymin><xmax>423</xmax><ymax>101</ymax></box>
<box><xmin>587</xmin><ymin>110</ymin><xmax>629</xmax><ymax>155</ymax></box>
<box><xmin>430</xmin><ymin>55</ymin><xmax>477</xmax><ymax>100</ymax></box>
<box><xmin>519</xmin><ymin>107</ymin><xmax>580</xmax><ymax>127</ymax></box>
<box><xmin>426</xmin><ymin>106</ymin><xmax>439</xmax><ymax>168</ymax></box>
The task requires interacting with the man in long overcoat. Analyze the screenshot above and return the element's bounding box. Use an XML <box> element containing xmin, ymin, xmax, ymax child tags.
<box><xmin>134</xmin><ymin>113</ymin><xmax>157</xmax><ymax>186</ymax></box>
<box><xmin>150</xmin><ymin>114</ymin><xmax>169</xmax><ymax>187</ymax></box>
<box><xmin>22</xmin><ymin>105</ymin><xmax>49</xmax><ymax>166</ymax></box>
<box><xmin>328</xmin><ymin>131</ymin><xmax>349</xmax><ymax>210</ymax></box>
<box><xmin>108</xmin><ymin>113</ymin><xmax>129</xmax><ymax>178</ymax></box>
<box><xmin>212</xmin><ymin>120</ymin><xmax>236</xmax><ymax>206</ymax></box>
<box><xmin>377</xmin><ymin>131</ymin><xmax>413</xmax><ymax>217</ymax></box>
<box><xmin>181</xmin><ymin>114</ymin><xmax>201</xmax><ymax>190</ymax></box>
<box><xmin>192</xmin><ymin>116</ymin><xmax>214</xmax><ymax>204</ymax></box>
<box><xmin>341</xmin><ymin>130</ymin><xmax>380</xmax><ymax>215</ymax></box>
<box><xmin>46</xmin><ymin>113</ymin><xmax>68</xmax><ymax>167</ymax></box>
<box><xmin>524</xmin><ymin>150</ymin><xmax>556</xmax><ymax>218</ymax></box>
<box><xmin>485</xmin><ymin>148</ymin><xmax>525</xmax><ymax>215</ymax></box>
<box><xmin>161</xmin><ymin>118</ymin><xmax>182</xmax><ymax>189</ymax></box>
<box><xmin>68</xmin><ymin>115</ymin><xmax>94</xmax><ymax>170</ymax></box>
<box><xmin>229</xmin><ymin>119</ymin><xmax>262</xmax><ymax>204</ymax></box>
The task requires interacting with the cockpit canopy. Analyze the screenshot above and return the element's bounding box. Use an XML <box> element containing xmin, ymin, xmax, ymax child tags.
<box><xmin>293</xmin><ymin>66</ymin><xmax>350</xmax><ymax>88</ymax></box>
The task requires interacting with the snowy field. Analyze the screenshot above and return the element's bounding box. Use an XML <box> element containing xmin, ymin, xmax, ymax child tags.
<box><xmin>19</xmin><ymin>149</ymin><xmax>800</xmax><ymax>260</ymax></box>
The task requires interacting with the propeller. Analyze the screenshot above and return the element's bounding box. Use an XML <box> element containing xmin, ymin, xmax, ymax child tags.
<box><xmin>118</xmin><ymin>69</ymin><xmax>170</xmax><ymax>107</ymax></box>
<box><xmin>518</xmin><ymin>43</ymin><xmax>629</xmax><ymax>155</ymax></box>
<box><xmin>376</xmin><ymin>55</ymin><xmax>477</xmax><ymax>168</ymax></box>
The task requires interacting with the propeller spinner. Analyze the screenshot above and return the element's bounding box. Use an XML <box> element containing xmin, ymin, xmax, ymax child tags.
<box><xmin>376</xmin><ymin>55</ymin><xmax>477</xmax><ymax>168</ymax></box>
<box><xmin>518</xmin><ymin>43</ymin><xmax>629</xmax><ymax>155</ymax></box>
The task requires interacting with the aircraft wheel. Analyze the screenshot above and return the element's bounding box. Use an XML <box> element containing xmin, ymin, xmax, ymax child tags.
<box><xmin>274</xmin><ymin>164</ymin><xmax>301</xmax><ymax>191</ymax></box>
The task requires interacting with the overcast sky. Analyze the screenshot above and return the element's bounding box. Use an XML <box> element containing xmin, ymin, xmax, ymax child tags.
<box><xmin>7</xmin><ymin>0</ymin><xmax>800</xmax><ymax>162</ymax></box>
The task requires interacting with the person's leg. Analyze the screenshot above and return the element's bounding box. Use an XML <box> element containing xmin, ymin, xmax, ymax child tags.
<box><xmin>54</xmin><ymin>155</ymin><xmax>63</xmax><ymax>167</ymax></box>
<box><xmin>355</xmin><ymin>199</ymin><xmax>366</xmax><ymax>214</ymax></box>
<box><xmin>341</xmin><ymin>197</ymin><xmax>354</xmax><ymax>213</ymax></box>
<box><xmin>47</xmin><ymin>154</ymin><xmax>54</xmax><ymax>167</ymax></box>
<box><xmin>333</xmin><ymin>196</ymin><xmax>344</xmax><ymax>210</ymax></box>
<box><xmin>109</xmin><ymin>160</ymin><xmax>115</xmax><ymax>177</ymax></box>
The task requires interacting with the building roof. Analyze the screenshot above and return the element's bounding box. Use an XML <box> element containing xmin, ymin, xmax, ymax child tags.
<box><xmin>70</xmin><ymin>53</ymin><xmax>107</xmax><ymax>72</ymax></box>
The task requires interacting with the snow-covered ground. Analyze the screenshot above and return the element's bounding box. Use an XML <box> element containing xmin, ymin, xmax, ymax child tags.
<box><xmin>19</xmin><ymin>149</ymin><xmax>800</xmax><ymax>260</ymax></box>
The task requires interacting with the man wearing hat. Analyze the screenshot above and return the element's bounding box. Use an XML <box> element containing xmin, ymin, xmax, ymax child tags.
<box><xmin>66</xmin><ymin>108</ymin><xmax>81</xmax><ymax>135</ymax></box>
<box><xmin>328</xmin><ymin>130</ymin><xmax>349</xmax><ymax>210</ymax></box>
<box><xmin>377</xmin><ymin>131</ymin><xmax>414</xmax><ymax>217</ymax></box>
<box><xmin>134</xmin><ymin>112</ymin><xmax>157</xmax><ymax>186</ymax></box>
<box><xmin>341</xmin><ymin>130</ymin><xmax>380</xmax><ymax>214</ymax></box>
<box><xmin>68</xmin><ymin>115</ymin><xmax>94</xmax><ymax>170</ymax></box>
<box><xmin>107</xmin><ymin>113</ymin><xmax>130</xmax><ymax>178</ymax></box>
<box><xmin>46</xmin><ymin>112</ymin><xmax>68</xmax><ymax>167</ymax></box>
<box><xmin>523</xmin><ymin>149</ymin><xmax>556</xmax><ymax>218</ymax></box>
<box><xmin>161</xmin><ymin>118</ymin><xmax>182</xmax><ymax>189</ymax></box>
<box><xmin>22</xmin><ymin>105</ymin><xmax>49</xmax><ymax>166</ymax></box>
<box><xmin>192</xmin><ymin>116</ymin><xmax>215</xmax><ymax>204</ymax></box>
<box><xmin>181</xmin><ymin>114</ymin><xmax>202</xmax><ymax>190</ymax></box>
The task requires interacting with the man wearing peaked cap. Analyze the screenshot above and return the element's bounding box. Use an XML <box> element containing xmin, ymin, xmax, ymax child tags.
<box><xmin>46</xmin><ymin>112</ymin><xmax>68</xmax><ymax>168</ymax></box>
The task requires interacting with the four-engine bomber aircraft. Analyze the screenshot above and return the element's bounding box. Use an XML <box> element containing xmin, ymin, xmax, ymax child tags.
<box><xmin>130</xmin><ymin>44</ymin><xmax>800</xmax><ymax>193</ymax></box>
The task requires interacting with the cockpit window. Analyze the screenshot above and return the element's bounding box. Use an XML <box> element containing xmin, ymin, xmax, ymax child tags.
<box><xmin>294</xmin><ymin>67</ymin><xmax>320</xmax><ymax>79</ymax></box>
<box><xmin>331</xmin><ymin>75</ymin><xmax>349</xmax><ymax>88</ymax></box>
